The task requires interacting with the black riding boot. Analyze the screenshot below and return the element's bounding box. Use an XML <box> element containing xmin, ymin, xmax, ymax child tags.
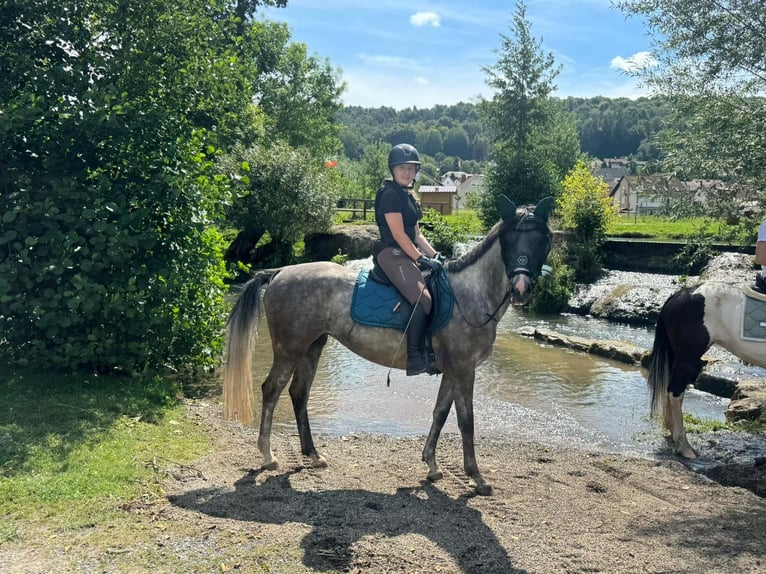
<box><xmin>406</xmin><ymin>302</ymin><xmax>430</xmax><ymax>376</ymax></box>
<box><xmin>755</xmin><ymin>273</ymin><xmax>766</xmax><ymax>294</ymax></box>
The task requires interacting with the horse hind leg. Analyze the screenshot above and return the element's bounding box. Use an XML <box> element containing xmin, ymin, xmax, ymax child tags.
<box><xmin>665</xmin><ymin>392</ymin><xmax>696</xmax><ymax>459</ymax></box>
<box><xmin>289</xmin><ymin>335</ymin><xmax>329</xmax><ymax>469</ymax></box>
<box><xmin>665</xmin><ymin>360</ymin><xmax>701</xmax><ymax>459</ymax></box>
<box><xmin>257</xmin><ymin>357</ymin><xmax>297</xmax><ymax>470</ymax></box>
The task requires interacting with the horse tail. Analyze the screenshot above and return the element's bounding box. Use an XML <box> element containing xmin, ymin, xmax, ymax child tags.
<box><xmin>647</xmin><ymin>296</ymin><xmax>675</xmax><ymax>422</ymax></box>
<box><xmin>223</xmin><ymin>270</ymin><xmax>279</xmax><ymax>423</ymax></box>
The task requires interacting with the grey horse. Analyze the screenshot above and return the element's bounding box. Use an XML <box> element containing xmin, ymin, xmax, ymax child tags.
<box><xmin>223</xmin><ymin>196</ymin><xmax>553</xmax><ymax>495</ymax></box>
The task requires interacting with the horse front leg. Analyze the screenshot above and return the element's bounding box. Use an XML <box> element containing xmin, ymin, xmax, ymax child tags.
<box><xmin>289</xmin><ymin>336</ymin><xmax>329</xmax><ymax>468</ymax></box>
<box><xmin>452</xmin><ymin>370</ymin><xmax>493</xmax><ymax>496</ymax></box>
<box><xmin>422</xmin><ymin>378</ymin><xmax>455</xmax><ymax>483</ymax></box>
<box><xmin>257</xmin><ymin>358</ymin><xmax>295</xmax><ymax>470</ymax></box>
<box><xmin>665</xmin><ymin>391</ymin><xmax>697</xmax><ymax>459</ymax></box>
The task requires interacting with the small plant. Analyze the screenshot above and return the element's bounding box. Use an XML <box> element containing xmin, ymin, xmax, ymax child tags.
<box><xmin>682</xmin><ymin>412</ymin><xmax>727</xmax><ymax>434</ymax></box>
<box><xmin>331</xmin><ymin>249</ymin><xmax>349</xmax><ymax>265</ymax></box>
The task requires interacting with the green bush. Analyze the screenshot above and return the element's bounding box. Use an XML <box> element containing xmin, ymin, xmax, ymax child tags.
<box><xmin>419</xmin><ymin>209</ymin><xmax>471</xmax><ymax>256</ymax></box>
<box><xmin>528</xmin><ymin>248</ymin><xmax>574</xmax><ymax>314</ymax></box>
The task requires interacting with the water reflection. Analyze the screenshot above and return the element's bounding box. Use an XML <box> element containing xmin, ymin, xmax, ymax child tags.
<box><xmin>243</xmin><ymin>310</ymin><xmax>730</xmax><ymax>457</ymax></box>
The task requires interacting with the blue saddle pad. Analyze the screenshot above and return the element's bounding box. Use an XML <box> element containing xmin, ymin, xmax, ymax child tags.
<box><xmin>350</xmin><ymin>269</ymin><xmax>454</xmax><ymax>332</ymax></box>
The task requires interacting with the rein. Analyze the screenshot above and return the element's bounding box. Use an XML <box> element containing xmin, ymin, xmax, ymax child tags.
<box><xmin>454</xmin><ymin>286</ymin><xmax>513</xmax><ymax>328</ymax></box>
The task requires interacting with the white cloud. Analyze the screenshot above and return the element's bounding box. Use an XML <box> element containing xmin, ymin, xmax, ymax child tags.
<box><xmin>610</xmin><ymin>51</ymin><xmax>657</xmax><ymax>73</ymax></box>
<box><xmin>410</xmin><ymin>11</ymin><xmax>441</xmax><ymax>27</ymax></box>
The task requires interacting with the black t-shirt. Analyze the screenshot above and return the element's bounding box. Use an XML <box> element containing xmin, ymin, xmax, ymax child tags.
<box><xmin>375</xmin><ymin>180</ymin><xmax>422</xmax><ymax>249</ymax></box>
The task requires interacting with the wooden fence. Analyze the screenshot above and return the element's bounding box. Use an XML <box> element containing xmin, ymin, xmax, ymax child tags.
<box><xmin>336</xmin><ymin>198</ymin><xmax>445</xmax><ymax>220</ymax></box>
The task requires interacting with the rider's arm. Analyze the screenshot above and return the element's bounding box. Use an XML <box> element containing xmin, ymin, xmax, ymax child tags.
<box><xmin>384</xmin><ymin>212</ymin><xmax>422</xmax><ymax>261</ymax></box>
<box><xmin>414</xmin><ymin>224</ymin><xmax>438</xmax><ymax>258</ymax></box>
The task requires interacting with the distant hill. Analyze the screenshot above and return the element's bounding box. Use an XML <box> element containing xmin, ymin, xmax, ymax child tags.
<box><xmin>335</xmin><ymin>96</ymin><xmax>672</xmax><ymax>171</ymax></box>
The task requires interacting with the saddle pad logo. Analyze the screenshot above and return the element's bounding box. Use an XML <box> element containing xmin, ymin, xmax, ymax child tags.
<box><xmin>742</xmin><ymin>293</ymin><xmax>766</xmax><ymax>340</ymax></box>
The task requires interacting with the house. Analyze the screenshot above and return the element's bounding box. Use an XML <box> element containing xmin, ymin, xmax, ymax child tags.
<box><xmin>417</xmin><ymin>171</ymin><xmax>486</xmax><ymax>215</ymax></box>
<box><xmin>418</xmin><ymin>185</ymin><xmax>457</xmax><ymax>215</ymax></box>
<box><xmin>610</xmin><ymin>174</ymin><xmax>686</xmax><ymax>214</ymax></box>
<box><xmin>594</xmin><ymin>167</ymin><xmax>629</xmax><ymax>197</ymax></box>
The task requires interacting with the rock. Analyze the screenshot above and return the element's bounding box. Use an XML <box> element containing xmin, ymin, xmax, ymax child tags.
<box><xmin>726</xmin><ymin>379</ymin><xmax>766</xmax><ymax>422</ymax></box>
<box><xmin>305</xmin><ymin>225</ymin><xmax>380</xmax><ymax>261</ymax></box>
<box><xmin>517</xmin><ymin>327</ymin><xmax>646</xmax><ymax>365</ymax></box>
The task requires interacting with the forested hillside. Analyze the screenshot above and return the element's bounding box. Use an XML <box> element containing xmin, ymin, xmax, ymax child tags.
<box><xmin>336</xmin><ymin>96</ymin><xmax>672</xmax><ymax>171</ymax></box>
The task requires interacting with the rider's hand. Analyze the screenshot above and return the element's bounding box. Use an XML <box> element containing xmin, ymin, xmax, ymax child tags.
<box><xmin>417</xmin><ymin>255</ymin><xmax>442</xmax><ymax>273</ymax></box>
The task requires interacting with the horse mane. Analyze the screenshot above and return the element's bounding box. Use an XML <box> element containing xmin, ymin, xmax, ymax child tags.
<box><xmin>445</xmin><ymin>218</ymin><xmax>505</xmax><ymax>274</ymax></box>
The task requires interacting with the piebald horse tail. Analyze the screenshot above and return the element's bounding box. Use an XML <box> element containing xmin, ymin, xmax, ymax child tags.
<box><xmin>647</xmin><ymin>304</ymin><xmax>673</xmax><ymax>422</ymax></box>
<box><xmin>223</xmin><ymin>270</ymin><xmax>279</xmax><ymax>423</ymax></box>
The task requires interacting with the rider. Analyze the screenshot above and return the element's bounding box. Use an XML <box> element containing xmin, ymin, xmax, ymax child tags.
<box><xmin>374</xmin><ymin>143</ymin><xmax>442</xmax><ymax>376</ymax></box>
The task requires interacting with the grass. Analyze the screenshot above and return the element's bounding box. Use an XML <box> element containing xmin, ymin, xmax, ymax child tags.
<box><xmin>0</xmin><ymin>365</ymin><xmax>210</xmax><ymax>565</ymax></box>
<box><xmin>607</xmin><ymin>214</ymin><xmax>744</xmax><ymax>241</ymax></box>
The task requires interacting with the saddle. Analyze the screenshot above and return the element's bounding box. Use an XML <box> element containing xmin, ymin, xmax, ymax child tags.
<box><xmin>741</xmin><ymin>283</ymin><xmax>766</xmax><ymax>340</ymax></box>
<box><xmin>350</xmin><ymin>267</ymin><xmax>454</xmax><ymax>332</ymax></box>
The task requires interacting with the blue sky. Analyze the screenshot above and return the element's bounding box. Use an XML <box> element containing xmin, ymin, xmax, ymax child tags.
<box><xmin>258</xmin><ymin>0</ymin><xmax>655</xmax><ymax>110</ymax></box>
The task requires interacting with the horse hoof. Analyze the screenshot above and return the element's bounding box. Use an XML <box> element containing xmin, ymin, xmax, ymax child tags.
<box><xmin>311</xmin><ymin>455</ymin><xmax>328</xmax><ymax>468</ymax></box>
<box><xmin>475</xmin><ymin>483</ymin><xmax>494</xmax><ymax>496</ymax></box>
<box><xmin>427</xmin><ymin>470</ymin><xmax>444</xmax><ymax>483</ymax></box>
<box><xmin>262</xmin><ymin>460</ymin><xmax>279</xmax><ymax>471</ymax></box>
<box><xmin>678</xmin><ymin>447</ymin><xmax>698</xmax><ymax>460</ymax></box>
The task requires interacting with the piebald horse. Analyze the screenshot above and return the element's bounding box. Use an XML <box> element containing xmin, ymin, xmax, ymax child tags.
<box><xmin>223</xmin><ymin>196</ymin><xmax>553</xmax><ymax>495</ymax></box>
<box><xmin>648</xmin><ymin>281</ymin><xmax>766</xmax><ymax>458</ymax></box>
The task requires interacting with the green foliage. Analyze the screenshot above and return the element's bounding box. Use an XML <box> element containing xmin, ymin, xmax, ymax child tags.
<box><xmin>556</xmin><ymin>161</ymin><xmax>617</xmax><ymax>282</ymax></box>
<box><xmin>253</xmin><ymin>29</ymin><xmax>344</xmax><ymax>158</ymax></box>
<box><xmin>419</xmin><ymin>209</ymin><xmax>471</xmax><ymax>256</ymax></box>
<box><xmin>528</xmin><ymin>248</ymin><xmax>574</xmax><ymax>314</ymax></box>
<box><xmin>674</xmin><ymin>227</ymin><xmax>718</xmax><ymax>275</ymax></box>
<box><xmin>222</xmin><ymin>141</ymin><xmax>340</xmax><ymax>265</ymax></box>
<box><xmin>477</xmin><ymin>1</ymin><xmax>576</xmax><ymax>225</ymax></box>
<box><xmin>480</xmin><ymin>1</ymin><xmax>560</xmax><ymax>150</ymax></box>
<box><xmin>330</xmin><ymin>250</ymin><xmax>349</xmax><ymax>265</ymax></box>
<box><xmin>0</xmin><ymin>1</ymin><xmax>247</xmax><ymax>373</ymax></box>
<box><xmin>479</xmin><ymin>147</ymin><xmax>562</xmax><ymax>227</ymax></box>
<box><xmin>616</xmin><ymin>1</ymin><xmax>766</xmax><ymax>191</ymax></box>
<box><xmin>682</xmin><ymin>412</ymin><xmax>727</xmax><ymax>434</ymax></box>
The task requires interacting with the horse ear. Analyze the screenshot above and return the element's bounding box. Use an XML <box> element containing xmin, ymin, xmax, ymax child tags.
<box><xmin>496</xmin><ymin>194</ymin><xmax>518</xmax><ymax>221</ymax></box>
<box><xmin>533</xmin><ymin>196</ymin><xmax>554</xmax><ymax>223</ymax></box>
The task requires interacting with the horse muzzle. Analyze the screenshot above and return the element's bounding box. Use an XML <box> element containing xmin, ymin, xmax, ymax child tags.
<box><xmin>510</xmin><ymin>269</ymin><xmax>533</xmax><ymax>304</ymax></box>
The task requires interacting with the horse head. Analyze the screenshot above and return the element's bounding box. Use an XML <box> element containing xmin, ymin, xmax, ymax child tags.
<box><xmin>496</xmin><ymin>195</ymin><xmax>553</xmax><ymax>303</ymax></box>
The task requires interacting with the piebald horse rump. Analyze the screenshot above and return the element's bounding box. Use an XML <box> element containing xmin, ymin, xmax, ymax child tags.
<box><xmin>223</xmin><ymin>196</ymin><xmax>553</xmax><ymax>495</ymax></box>
<box><xmin>647</xmin><ymin>281</ymin><xmax>766</xmax><ymax>458</ymax></box>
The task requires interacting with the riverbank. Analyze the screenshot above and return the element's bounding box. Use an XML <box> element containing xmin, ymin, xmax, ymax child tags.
<box><xmin>9</xmin><ymin>399</ymin><xmax>763</xmax><ymax>574</ymax></box>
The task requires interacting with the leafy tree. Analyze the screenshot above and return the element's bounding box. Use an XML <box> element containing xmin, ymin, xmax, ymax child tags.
<box><xmin>615</xmin><ymin>0</ymin><xmax>766</xmax><ymax>194</ymax></box>
<box><xmin>557</xmin><ymin>161</ymin><xmax>617</xmax><ymax>282</ymax></box>
<box><xmin>443</xmin><ymin>127</ymin><xmax>471</xmax><ymax>159</ymax></box>
<box><xmin>222</xmin><ymin>142</ymin><xmax>341</xmax><ymax>267</ymax></box>
<box><xmin>478</xmin><ymin>0</ymin><xmax>578</xmax><ymax>227</ymax></box>
<box><xmin>253</xmin><ymin>27</ymin><xmax>345</xmax><ymax>158</ymax></box>
<box><xmin>417</xmin><ymin>128</ymin><xmax>444</xmax><ymax>157</ymax></box>
<box><xmin>0</xmin><ymin>0</ymin><xmax>273</xmax><ymax>373</ymax></box>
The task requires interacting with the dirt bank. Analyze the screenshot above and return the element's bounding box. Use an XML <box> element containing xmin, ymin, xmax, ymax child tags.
<box><xmin>160</xmin><ymin>400</ymin><xmax>765</xmax><ymax>574</ymax></box>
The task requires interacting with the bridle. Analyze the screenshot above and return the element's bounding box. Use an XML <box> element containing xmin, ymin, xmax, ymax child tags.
<box><xmin>454</xmin><ymin>211</ymin><xmax>552</xmax><ymax>329</ymax></box>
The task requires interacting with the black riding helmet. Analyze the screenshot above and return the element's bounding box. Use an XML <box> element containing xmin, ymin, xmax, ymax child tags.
<box><xmin>388</xmin><ymin>143</ymin><xmax>421</xmax><ymax>177</ymax></box>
